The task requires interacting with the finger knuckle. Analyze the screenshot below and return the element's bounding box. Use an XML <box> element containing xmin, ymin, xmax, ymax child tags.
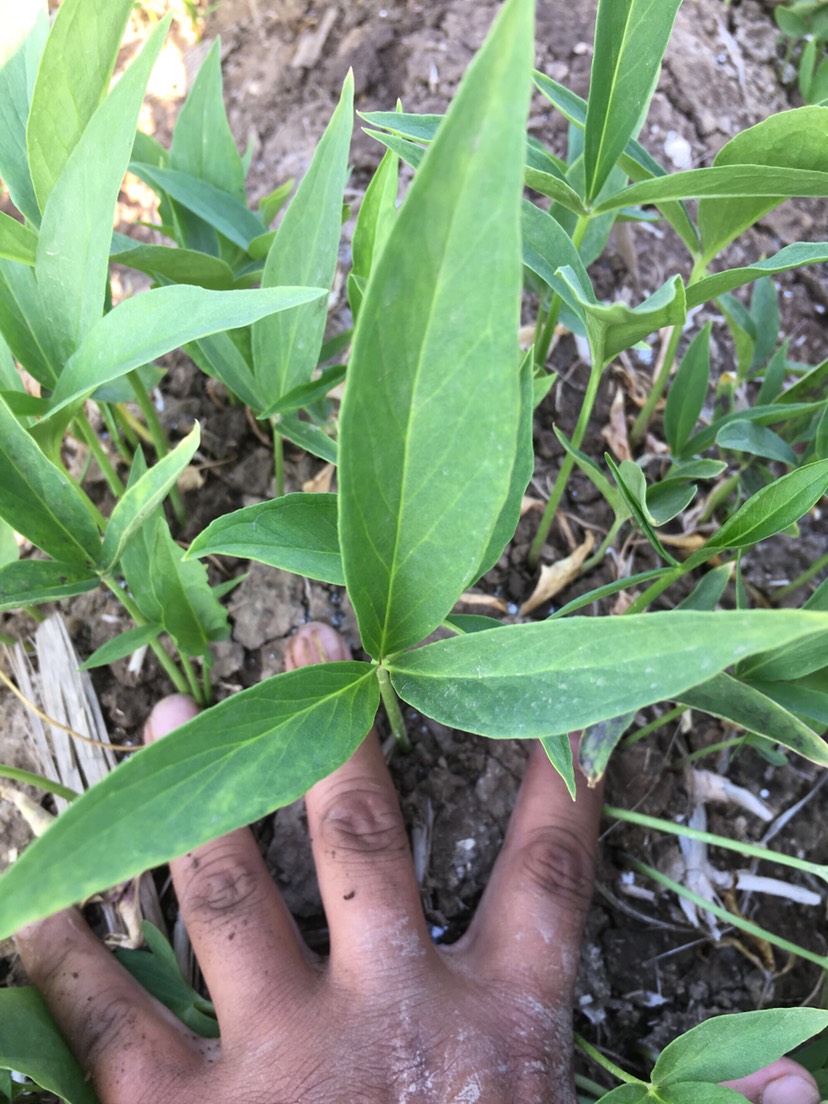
<box><xmin>81</xmin><ymin>990</ymin><xmax>141</xmax><ymax>1066</ymax></box>
<box><xmin>182</xmin><ymin>849</ymin><xmax>261</xmax><ymax>920</ymax></box>
<box><xmin>318</xmin><ymin>785</ymin><xmax>406</xmax><ymax>856</ymax></box>
<box><xmin>517</xmin><ymin>825</ymin><xmax>595</xmax><ymax>909</ymax></box>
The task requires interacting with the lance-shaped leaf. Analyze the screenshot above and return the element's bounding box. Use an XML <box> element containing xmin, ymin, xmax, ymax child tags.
<box><xmin>254</xmin><ymin>73</ymin><xmax>354</xmax><ymax>412</ymax></box>
<box><xmin>0</xmin><ymin>5</ymin><xmax>48</xmax><ymax>225</ymax></box>
<box><xmin>715</xmin><ymin>420</ymin><xmax>797</xmax><ymax>467</ymax></box>
<box><xmin>0</xmin><ymin>560</ymin><xmax>99</xmax><ymax>612</ymax></box>
<box><xmin>705</xmin><ymin>458</ymin><xmax>828</xmax><ymax>550</ymax></box>
<box><xmin>151</xmin><ymin>520</ymin><xmax>229</xmax><ymax>656</ymax></box>
<box><xmin>0</xmin><ymin>988</ymin><xmax>99</xmax><ymax>1104</ymax></box>
<box><xmin>698</xmin><ymin>106</ymin><xmax>828</xmax><ymax>262</ymax></box>
<box><xmin>110</xmin><ymin>232</ymin><xmax>235</xmax><ymax>290</ymax></box>
<box><xmin>26</xmin><ymin>0</ymin><xmax>134</xmax><ymax>211</ymax></box>
<box><xmin>0</xmin><ymin>259</ymin><xmax>62</xmax><ymax>387</ymax></box>
<box><xmin>35</xmin><ymin>18</ymin><xmax>169</xmax><ymax>365</ymax></box>
<box><xmin>652</xmin><ymin>1008</ymin><xmax>828</xmax><ymax>1087</ymax></box>
<box><xmin>582</xmin><ymin>0</ymin><xmax>683</xmax><ymax>202</ymax></box>
<box><xmin>386</xmin><ymin>610</ymin><xmax>828</xmax><ymax>739</ymax></box>
<box><xmin>746</xmin><ymin>673</ymin><xmax>828</xmax><ymax>729</ymax></box>
<box><xmin>339</xmin><ymin>0</ymin><xmax>533</xmax><ymax>659</ymax></box>
<box><xmin>592</xmin><ymin>163</ymin><xmax>828</xmax><ymax>216</ymax></box>
<box><xmin>131</xmin><ymin>164</ymin><xmax>264</xmax><ymax>251</ymax></box>
<box><xmin>678</xmin><ymin>673</ymin><xmax>828</xmax><ymax>766</ymax></box>
<box><xmin>47</xmin><ymin>284</ymin><xmax>326</xmax><ymax>418</ymax></box>
<box><xmin>0</xmin><ymin>663</ymin><xmax>380</xmax><ymax>938</ymax></box>
<box><xmin>187</xmin><ymin>493</ymin><xmax>344</xmax><ymax>585</ymax></box>
<box><xmin>79</xmin><ymin>624</ymin><xmax>162</xmax><ymax>670</ymax></box>
<box><xmin>0</xmin><ymin>394</ymin><xmax>101</xmax><ymax>566</ymax></box>
<box><xmin>683</xmin><ymin>400</ymin><xmax>823</xmax><ymax>456</ymax></box>
<box><xmin>687</xmin><ymin>242</ymin><xmax>828</xmax><ymax>308</ymax></box>
<box><xmin>664</xmin><ymin>324</ymin><xmax>711</xmax><ymax>454</ymax></box>
<box><xmin>169</xmin><ymin>37</ymin><xmax>246</xmax><ymax>203</ymax></box>
<box><xmin>578</xmin><ymin>711</ymin><xmax>637</xmax><ymax>785</ymax></box>
<box><xmin>102</xmin><ymin>425</ymin><xmax>201</xmax><ymax>570</ymax></box>
<box><xmin>0</xmin><ymin>211</ymin><xmax>37</xmax><ymax>264</ymax></box>
<box><xmin>348</xmin><ymin>140</ymin><xmax>399</xmax><ymax>320</ymax></box>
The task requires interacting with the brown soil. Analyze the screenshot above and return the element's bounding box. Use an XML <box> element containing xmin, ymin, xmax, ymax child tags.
<box><xmin>1</xmin><ymin>0</ymin><xmax>827</xmax><ymax>1095</ymax></box>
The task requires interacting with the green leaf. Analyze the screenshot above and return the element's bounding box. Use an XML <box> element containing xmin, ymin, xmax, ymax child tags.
<box><xmin>521</xmin><ymin>199</ymin><xmax>592</xmax><ymax>295</ymax></box>
<box><xmin>556</xmin><ymin>269</ymin><xmax>686</xmax><ymax>366</ymax></box>
<box><xmin>472</xmin><ymin>350</ymin><xmax>535</xmax><ymax>582</ymax></box>
<box><xmin>186</xmin><ymin>331</ymin><xmax>263</xmax><ymax>411</ymax></box>
<box><xmin>738</xmin><ymin>631</ymin><xmax>828</xmax><ymax>683</ymax></box>
<box><xmin>266</xmin><ymin>363</ymin><xmax>346</xmax><ymax>416</ymax></box>
<box><xmin>26</xmin><ymin>0</ymin><xmax>134</xmax><ymax>211</ymax></box>
<box><xmin>339</xmin><ymin>0</ymin><xmax>533</xmax><ymax>659</ymax></box>
<box><xmin>715</xmin><ymin>419</ymin><xmax>797</xmax><ymax>467</ymax></box>
<box><xmin>34</xmin><ymin>18</ymin><xmax>169</xmax><ymax>366</ymax></box>
<box><xmin>674</xmin><ymin>564</ymin><xmax>731</xmax><ymax>611</ymax></box>
<box><xmin>706</xmin><ymin>459</ymin><xmax>828</xmax><ymax>550</ymax></box>
<box><xmin>79</xmin><ymin>623</ymin><xmax>162</xmax><ymax>670</ymax></box>
<box><xmin>0</xmin><ymin>559</ymin><xmax>99</xmax><ymax>611</ymax></box>
<box><xmin>444</xmin><ymin>614</ymin><xmax>505</xmax><ymax>635</ymax></box>
<box><xmin>187</xmin><ymin>493</ymin><xmax>344</xmax><ymax>585</ymax></box>
<box><xmin>592</xmin><ymin>1086</ymin><xmax>648</xmax><ymax>1104</ymax></box>
<box><xmin>554</xmin><ymin>426</ymin><xmax>629</xmax><ymax>518</ymax></box>
<box><xmin>151</xmin><ymin>520</ymin><xmax>229</xmax><ymax>656</ymax></box>
<box><xmin>0</xmin><ymin>211</ymin><xmax>37</xmax><ymax>264</ymax></box>
<box><xmin>278</xmin><ymin>413</ymin><xmax>338</xmax><ymax>465</ymax></box>
<box><xmin>131</xmin><ymin>162</ymin><xmax>264</xmax><ymax>250</ymax></box>
<box><xmin>698</xmin><ymin>107</ymin><xmax>828</xmax><ymax>262</ymax></box>
<box><xmin>0</xmin><ymin>394</ymin><xmax>102</xmax><ymax>565</ymax></box>
<box><xmin>656</xmin><ymin>1086</ymin><xmax>749</xmax><ymax>1104</ymax></box>
<box><xmin>776</xmin><ymin>356</ymin><xmax>828</xmax><ymax>404</ymax></box>
<box><xmin>746</xmin><ymin>672</ymin><xmax>828</xmax><ymax>728</ymax></box>
<box><xmin>259</xmin><ymin>178</ymin><xmax>294</xmax><ymax>226</ymax></box>
<box><xmin>686</xmin><ymin>243</ymin><xmax>828</xmax><ymax>308</ymax></box>
<box><xmin>0</xmin><ymin>663</ymin><xmax>379</xmax><ymax>938</ymax></box>
<box><xmin>606</xmin><ymin>455</ymin><xmax>679</xmax><ymax>565</ymax></box>
<box><xmin>115</xmin><ymin>921</ymin><xmax>218</xmax><ymax>1037</ymax></box>
<box><xmin>549</xmin><ymin>570</ymin><xmax>670</xmax><ymax>620</ymax></box>
<box><xmin>0</xmin><ymin>988</ymin><xmax>100</xmax><ymax>1104</ymax></box>
<box><xmin>0</xmin><ymin>517</ymin><xmax>18</xmax><ymax>568</ymax></box>
<box><xmin>110</xmin><ymin>232</ymin><xmax>235</xmax><ymax>290</ymax></box>
<box><xmin>47</xmin><ymin>285</ymin><xmax>326</xmax><ymax>417</ymax></box>
<box><xmin>652</xmin><ymin>1008</ymin><xmax>828</xmax><ymax>1087</ymax></box>
<box><xmin>0</xmin><ymin>764</ymin><xmax>78</xmax><ymax>801</ymax></box>
<box><xmin>578</xmin><ymin>711</ymin><xmax>637</xmax><ymax>785</ymax></box>
<box><xmin>582</xmin><ymin>0</ymin><xmax>683</xmax><ymax>202</ymax></box>
<box><xmin>0</xmin><ymin>5</ymin><xmax>48</xmax><ymax>224</ymax></box>
<box><xmin>386</xmin><ymin>610</ymin><xmax>828</xmax><ymax>738</ymax></box>
<box><xmin>683</xmin><ymin>400</ymin><xmax>824</xmax><ymax>456</ymax></box>
<box><xmin>539</xmin><ymin>734</ymin><xmax>576</xmax><ymax>798</ymax></box>
<box><xmin>678</xmin><ymin>673</ymin><xmax>828</xmax><ymax>766</ymax></box>
<box><xmin>170</xmin><ymin>38</ymin><xmax>245</xmax><ymax>202</ymax></box>
<box><xmin>645</xmin><ymin>479</ymin><xmax>696</xmax><ymax>526</ymax></box>
<box><xmin>102</xmin><ymin>426</ymin><xmax>201</xmax><ymax>570</ymax></box>
<box><xmin>349</xmin><ymin>141</ymin><xmax>399</xmax><ymax>319</ymax></box>
<box><xmin>756</xmin><ymin>341</ymin><xmax>789</xmax><ymax>404</ymax></box>
<box><xmin>253</xmin><ymin>73</ymin><xmax>354</xmax><ymax>409</ymax></box>
<box><xmin>532</xmin><ymin>69</ymin><xmax>699</xmax><ymax>253</ymax></box>
<box><xmin>664</xmin><ymin>324</ymin><xmax>711</xmax><ymax>454</ymax></box>
<box><xmin>0</xmin><ymin>257</ymin><xmax>62</xmax><ymax>388</ymax></box>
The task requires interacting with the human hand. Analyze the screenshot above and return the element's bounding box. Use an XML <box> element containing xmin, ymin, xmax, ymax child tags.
<box><xmin>15</xmin><ymin>623</ymin><xmax>821</xmax><ymax>1104</ymax></box>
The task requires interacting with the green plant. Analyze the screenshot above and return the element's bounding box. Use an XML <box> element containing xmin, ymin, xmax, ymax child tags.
<box><xmin>1</xmin><ymin>0</ymin><xmax>828</xmax><ymax>1098</ymax></box>
<box><xmin>776</xmin><ymin>0</ymin><xmax>828</xmax><ymax>105</ymax></box>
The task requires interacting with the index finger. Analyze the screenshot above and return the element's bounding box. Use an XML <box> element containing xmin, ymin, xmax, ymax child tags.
<box><xmin>456</xmin><ymin>738</ymin><xmax>601</xmax><ymax>998</ymax></box>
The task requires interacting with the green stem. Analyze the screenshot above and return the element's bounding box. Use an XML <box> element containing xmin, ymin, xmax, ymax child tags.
<box><xmin>74</xmin><ymin>413</ymin><xmax>125</xmax><ymax>498</ymax></box>
<box><xmin>100</xmin><ymin>404</ymin><xmax>133</xmax><ymax>465</ymax></box>
<box><xmin>128</xmin><ymin>371</ymin><xmax>185</xmax><ymax>524</ymax></box>
<box><xmin>180</xmin><ymin>652</ymin><xmax>206</xmax><ymax>706</ymax></box>
<box><xmin>623</xmin><ymin>704</ymin><xmax>685</xmax><ymax>747</ymax></box>
<box><xmin>623</xmin><ymin>563</ymin><xmax>685</xmax><ymax>615</ymax></box>
<box><xmin>202</xmin><ymin>660</ymin><xmax>213</xmax><ymax>705</ymax></box>
<box><xmin>697</xmin><ymin>472</ymin><xmax>741</xmax><ymax>526</ymax></box>
<box><xmin>771</xmin><ymin>548</ymin><xmax>828</xmax><ymax>604</ymax></box>
<box><xmin>606</xmin><ymin>806</ymin><xmax>828</xmax><ymax>886</ymax></box>
<box><xmin>629</xmin><ymin>856</ymin><xmax>828</xmax><ymax>970</ymax></box>
<box><xmin>629</xmin><ymin>256</ymin><xmax>707</xmax><ymax>446</ymax></box>
<box><xmin>103</xmin><ymin>577</ymin><xmax>190</xmax><ymax>698</ymax></box>
<box><xmin>535</xmin><ymin>214</ymin><xmax>590</xmax><ymax>371</ymax></box>
<box><xmin>272</xmin><ymin>422</ymin><xmax>285</xmax><ymax>498</ymax></box>
<box><xmin>377</xmin><ymin>666</ymin><xmax>411</xmax><ymax>751</ymax></box>
<box><xmin>529</xmin><ymin>357</ymin><xmax>604</xmax><ymax>568</ymax></box>
<box><xmin>574</xmin><ymin>1033</ymin><xmax>640</xmax><ymax>1086</ymax></box>
<box><xmin>678</xmin><ymin>736</ymin><xmax>746</xmax><ymax>765</ymax></box>
<box><xmin>579</xmin><ymin>515</ymin><xmax>626</xmax><ymax>575</ymax></box>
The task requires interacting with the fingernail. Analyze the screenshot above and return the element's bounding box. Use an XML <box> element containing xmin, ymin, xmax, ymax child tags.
<box><xmin>144</xmin><ymin>694</ymin><xmax>198</xmax><ymax>744</ymax></box>
<box><xmin>286</xmin><ymin>623</ymin><xmax>349</xmax><ymax>668</ymax></box>
<box><xmin>762</xmin><ymin>1074</ymin><xmax>820</xmax><ymax>1104</ymax></box>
